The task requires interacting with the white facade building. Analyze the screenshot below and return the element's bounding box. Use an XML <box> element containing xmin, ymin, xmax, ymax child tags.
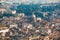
<box><xmin>10</xmin><ymin>24</ymin><xmax>18</xmax><ymax>28</ymax></box>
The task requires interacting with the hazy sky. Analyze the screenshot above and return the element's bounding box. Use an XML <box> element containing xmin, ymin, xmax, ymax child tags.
<box><xmin>5</xmin><ymin>0</ymin><xmax>60</xmax><ymax>4</ymax></box>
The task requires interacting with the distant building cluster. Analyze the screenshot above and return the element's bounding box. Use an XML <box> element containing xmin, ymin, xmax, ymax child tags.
<box><xmin>0</xmin><ymin>2</ymin><xmax>60</xmax><ymax>40</ymax></box>
<box><xmin>0</xmin><ymin>13</ymin><xmax>60</xmax><ymax>40</ymax></box>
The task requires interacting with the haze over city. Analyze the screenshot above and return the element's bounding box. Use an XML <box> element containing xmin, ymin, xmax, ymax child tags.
<box><xmin>3</xmin><ymin>0</ymin><xmax>60</xmax><ymax>4</ymax></box>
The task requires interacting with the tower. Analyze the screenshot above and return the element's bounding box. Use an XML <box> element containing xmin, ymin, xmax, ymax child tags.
<box><xmin>32</xmin><ymin>13</ymin><xmax>37</xmax><ymax>22</ymax></box>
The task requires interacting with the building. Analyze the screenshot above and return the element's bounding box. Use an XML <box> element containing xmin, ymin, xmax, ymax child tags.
<box><xmin>27</xmin><ymin>24</ymin><xmax>33</xmax><ymax>29</ymax></box>
<box><xmin>18</xmin><ymin>13</ymin><xmax>25</xmax><ymax>17</ymax></box>
<box><xmin>44</xmin><ymin>36</ymin><xmax>49</xmax><ymax>40</ymax></box>
<box><xmin>12</xmin><ymin>10</ymin><xmax>16</xmax><ymax>14</ymax></box>
<box><xmin>47</xmin><ymin>29</ymin><xmax>51</xmax><ymax>34</ymax></box>
<box><xmin>0</xmin><ymin>24</ymin><xmax>7</xmax><ymax>30</ymax></box>
<box><xmin>55</xmin><ymin>23</ymin><xmax>60</xmax><ymax>26</ymax></box>
<box><xmin>14</xmin><ymin>17</ymin><xmax>20</xmax><ymax>20</ymax></box>
<box><xmin>43</xmin><ymin>12</ymin><xmax>48</xmax><ymax>17</ymax></box>
<box><xmin>29</xmin><ymin>36</ymin><xmax>40</xmax><ymax>40</ymax></box>
<box><xmin>0</xmin><ymin>8</ymin><xmax>6</xmax><ymax>14</ymax></box>
<box><xmin>10</xmin><ymin>24</ymin><xmax>18</xmax><ymax>28</ymax></box>
<box><xmin>37</xmin><ymin>17</ymin><xmax>42</xmax><ymax>21</ymax></box>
